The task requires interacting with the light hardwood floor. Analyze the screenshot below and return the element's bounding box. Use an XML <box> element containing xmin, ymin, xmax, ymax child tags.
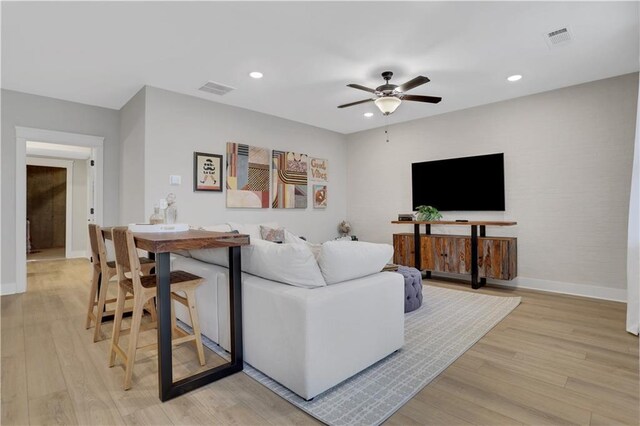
<box><xmin>1</xmin><ymin>259</ymin><xmax>638</xmax><ymax>425</ymax></box>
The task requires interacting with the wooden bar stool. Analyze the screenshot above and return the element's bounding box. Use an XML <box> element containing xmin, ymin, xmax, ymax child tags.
<box><xmin>85</xmin><ymin>224</ymin><xmax>155</xmax><ymax>342</ymax></box>
<box><xmin>108</xmin><ymin>227</ymin><xmax>206</xmax><ymax>390</ymax></box>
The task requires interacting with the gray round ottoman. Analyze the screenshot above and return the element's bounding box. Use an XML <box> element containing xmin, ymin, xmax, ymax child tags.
<box><xmin>396</xmin><ymin>266</ymin><xmax>423</xmax><ymax>313</ymax></box>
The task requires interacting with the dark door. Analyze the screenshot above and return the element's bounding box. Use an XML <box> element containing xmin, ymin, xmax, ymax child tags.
<box><xmin>27</xmin><ymin>165</ymin><xmax>66</xmax><ymax>250</ymax></box>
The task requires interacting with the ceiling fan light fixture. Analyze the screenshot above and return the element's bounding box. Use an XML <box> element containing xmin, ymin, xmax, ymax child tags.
<box><xmin>374</xmin><ymin>96</ymin><xmax>402</xmax><ymax>115</ymax></box>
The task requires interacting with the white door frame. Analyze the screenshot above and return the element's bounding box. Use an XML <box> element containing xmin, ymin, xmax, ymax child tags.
<box><xmin>26</xmin><ymin>157</ymin><xmax>74</xmax><ymax>259</ymax></box>
<box><xmin>15</xmin><ymin>126</ymin><xmax>104</xmax><ymax>294</ymax></box>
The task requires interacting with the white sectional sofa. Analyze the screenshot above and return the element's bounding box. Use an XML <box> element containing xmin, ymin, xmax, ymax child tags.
<box><xmin>172</xmin><ymin>223</ymin><xmax>405</xmax><ymax>400</ymax></box>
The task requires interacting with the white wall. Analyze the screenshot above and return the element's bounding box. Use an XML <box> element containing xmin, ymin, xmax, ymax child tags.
<box><xmin>346</xmin><ymin>73</ymin><xmax>638</xmax><ymax>301</ymax></box>
<box><xmin>127</xmin><ymin>86</ymin><xmax>348</xmax><ymax>243</ymax></box>
<box><xmin>71</xmin><ymin>159</ymin><xmax>88</xmax><ymax>256</ymax></box>
<box><xmin>119</xmin><ymin>87</ymin><xmax>147</xmax><ymax>224</ymax></box>
<box><xmin>1</xmin><ymin>89</ymin><xmax>120</xmax><ymax>289</ymax></box>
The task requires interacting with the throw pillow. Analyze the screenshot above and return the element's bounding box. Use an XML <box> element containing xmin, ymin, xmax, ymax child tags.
<box><xmin>228</xmin><ymin>222</ymin><xmax>279</xmax><ymax>241</ymax></box>
<box><xmin>260</xmin><ymin>225</ymin><xmax>285</xmax><ymax>243</ymax></box>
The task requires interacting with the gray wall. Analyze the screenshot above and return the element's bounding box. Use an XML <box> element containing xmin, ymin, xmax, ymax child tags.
<box><xmin>346</xmin><ymin>73</ymin><xmax>639</xmax><ymax>300</ymax></box>
<box><xmin>134</xmin><ymin>86</ymin><xmax>348</xmax><ymax>243</ymax></box>
<box><xmin>1</xmin><ymin>89</ymin><xmax>120</xmax><ymax>288</ymax></box>
<box><xmin>119</xmin><ymin>87</ymin><xmax>147</xmax><ymax>224</ymax></box>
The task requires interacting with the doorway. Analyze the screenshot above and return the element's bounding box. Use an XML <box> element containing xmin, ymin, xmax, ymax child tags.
<box><xmin>26</xmin><ymin>163</ymin><xmax>69</xmax><ymax>260</ymax></box>
<box><xmin>13</xmin><ymin>127</ymin><xmax>104</xmax><ymax>295</ymax></box>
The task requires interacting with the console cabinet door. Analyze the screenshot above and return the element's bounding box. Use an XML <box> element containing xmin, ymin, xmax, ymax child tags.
<box><xmin>432</xmin><ymin>237</ymin><xmax>458</xmax><ymax>273</ymax></box>
<box><xmin>454</xmin><ymin>237</ymin><xmax>472</xmax><ymax>274</ymax></box>
<box><xmin>479</xmin><ymin>238</ymin><xmax>517</xmax><ymax>280</ymax></box>
<box><xmin>393</xmin><ymin>234</ymin><xmax>414</xmax><ymax>267</ymax></box>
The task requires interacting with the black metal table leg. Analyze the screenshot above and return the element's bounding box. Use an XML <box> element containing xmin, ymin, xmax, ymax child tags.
<box><xmin>156</xmin><ymin>246</ymin><xmax>244</xmax><ymax>402</ymax></box>
<box><xmin>471</xmin><ymin>225</ymin><xmax>479</xmax><ymax>289</ymax></box>
<box><xmin>156</xmin><ymin>252</ymin><xmax>173</xmax><ymax>401</ymax></box>
<box><xmin>425</xmin><ymin>224</ymin><xmax>431</xmax><ymax>279</ymax></box>
<box><xmin>479</xmin><ymin>226</ymin><xmax>486</xmax><ymax>287</ymax></box>
<box><xmin>414</xmin><ymin>224</ymin><xmax>421</xmax><ymax>272</ymax></box>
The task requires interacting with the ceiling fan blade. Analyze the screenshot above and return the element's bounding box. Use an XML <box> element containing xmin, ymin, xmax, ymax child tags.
<box><xmin>347</xmin><ymin>83</ymin><xmax>377</xmax><ymax>94</ymax></box>
<box><xmin>398</xmin><ymin>76</ymin><xmax>430</xmax><ymax>92</ymax></box>
<box><xmin>402</xmin><ymin>94</ymin><xmax>442</xmax><ymax>104</ymax></box>
<box><xmin>337</xmin><ymin>98</ymin><xmax>375</xmax><ymax>108</ymax></box>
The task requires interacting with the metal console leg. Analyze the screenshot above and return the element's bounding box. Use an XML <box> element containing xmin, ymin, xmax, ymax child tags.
<box><xmin>156</xmin><ymin>247</ymin><xmax>244</xmax><ymax>402</ymax></box>
<box><xmin>471</xmin><ymin>225</ymin><xmax>479</xmax><ymax>289</ymax></box>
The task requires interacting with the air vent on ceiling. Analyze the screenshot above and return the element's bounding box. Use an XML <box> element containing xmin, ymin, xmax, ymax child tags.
<box><xmin>198</xmin><ymin>80</ymin><xmax>235</xmax><ymax>96</ymax></box>
<box><xmin>545</xmin><ymin>27</ymin><xmax>572</xmax><ymax>47</ymax></box>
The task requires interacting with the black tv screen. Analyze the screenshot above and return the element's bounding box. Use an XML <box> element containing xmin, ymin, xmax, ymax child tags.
<box><xmin>412</xmin><ymin>153</ymin><xmax>505</xmax><ymax>211</ymax></box>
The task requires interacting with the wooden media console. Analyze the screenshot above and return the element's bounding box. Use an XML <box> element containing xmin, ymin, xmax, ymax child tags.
<box><xmin>391</xmin><ymin>221</ymin><xmax>517</xmax><ymax>289</ymax></box>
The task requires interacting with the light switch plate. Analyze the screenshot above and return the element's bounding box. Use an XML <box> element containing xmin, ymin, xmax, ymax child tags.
<box><xmin>169</xmin><ymin>175</ymin><xmax>181</xmax><ymax>185</ymax></box>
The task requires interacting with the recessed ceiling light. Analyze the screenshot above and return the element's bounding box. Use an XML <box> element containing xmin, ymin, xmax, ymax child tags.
<box><xmin>507</xmin><ymin>74</ymin><xmax>522</xmax><ymax>82</ymax></box>
<box><xmin>363</xmin><ymin>112</ymin><xmax>374</xmax><ymax>118</ymax></box>
<box><xmin>249</xmin><ymin>71</ymin><xmax>263</xmax><ymax>79</ymax></box>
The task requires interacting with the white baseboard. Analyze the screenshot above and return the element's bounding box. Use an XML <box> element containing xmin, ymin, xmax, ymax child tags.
<box><xmin>1</xmin><ymin>282</ymin><xmax>17</xmax><ymax>296</ymax></box>
<box><xmin>430</xmin><ymin>273</ymin><xmax>627</xmax><ymax>302</ymax></box>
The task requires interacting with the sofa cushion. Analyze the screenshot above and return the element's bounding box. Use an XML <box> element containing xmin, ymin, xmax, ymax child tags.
<box><xmin>285</xmin><ymin>230</ymin><xmax>322</xmax><ymax>260</ymax></box>
<box><xmin>243</xmin><ymin>239</ymin><xmax>326</xmax><ymax>288</ymax></box>
<box><xmin>317</xmin><ymin>241</ymin><xmax>393</xmax><ymax>285</ymax></box>
<box><xmin>188</xmin><ymin>224</ymin><xmax>236</xmax><ymax>267</ymax></box>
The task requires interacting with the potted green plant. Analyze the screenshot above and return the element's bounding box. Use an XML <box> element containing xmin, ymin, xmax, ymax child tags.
<box><xmin>415</xmin><ymin>205</ymin><xmax>442</xmax><ymax>221</ymax></box>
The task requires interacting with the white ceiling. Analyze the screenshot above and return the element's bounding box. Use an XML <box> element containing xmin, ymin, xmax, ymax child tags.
<box><xmin>2</xmin><ymin>2</ymin><xmax>638</xmax><ymax>134</ymax></box>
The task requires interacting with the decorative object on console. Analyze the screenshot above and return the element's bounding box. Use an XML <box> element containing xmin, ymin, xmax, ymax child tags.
<box><xmin>313</xmin><ymin>185</ymin><xmax>327</xmax><ymax>208</ymax></box>
<box><xmin>260</xmin><ymin>225</ymin><xmax>285</xmax><ymax>243</ymax></box>
<box><xmin>165</xmin><ymin>193</ymin><xmax>177</xmax><ymax>224</ymax></box>
<box><xmin>415</xmin><ymin>205</ymin><xmax>442</xmax><ymax>221</ymax></box>
<box><xmin>272</xmin><ymin>150</ymin><xmax>308</xmax><ymax>208</ymax></box>
<box><xmin>193</xmin><ymin>151</ymin><xmax>223</xmax><ymax>192</ymax></box>
<box><xmin>128</xmin><ymin>223</ymin><xmax>190</xmax><ymax>233</ymax></box>
<box><xmin>310</xmin><ymin>157</ymin><xmax>328</xmax><ymax>182</ymax></box>
<box><xmin>338</xmin><ymin>220</ymin><xmax>351</xmax><ymax>237</ymax></box>
<box><xmin>397</xmin><ymin>213</ymin><xmax>414</xmax><ymax>222</ymax></box>
<box><xmin>149</xmin><ymin>205</ymin><xmax>164</xmax><ymax>224</ymax></box>
<box><xmin>226</xmin><ymin>142</ymin><xmax>269</xmax><ymax>208</ymax></box>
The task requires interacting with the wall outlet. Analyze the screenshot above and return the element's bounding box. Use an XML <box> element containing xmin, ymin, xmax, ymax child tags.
<box><xmin>169</xmin><ymin>175</ymin><xmax>181</xmax><ymax>185</ymax></box>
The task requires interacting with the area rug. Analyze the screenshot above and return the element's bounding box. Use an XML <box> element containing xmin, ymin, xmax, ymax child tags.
<box><xmin>182</xmin><ymin>285</ymin><xmax>521</xmax><ymax>426</ymax></box>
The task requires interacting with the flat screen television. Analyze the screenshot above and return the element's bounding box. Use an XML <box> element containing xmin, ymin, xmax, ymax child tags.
<box><xmin>412</xmin><ymin>153</ymin><xmax>505</xmax><ymax>211</ymax></box>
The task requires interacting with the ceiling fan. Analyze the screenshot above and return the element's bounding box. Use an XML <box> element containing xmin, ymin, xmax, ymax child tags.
<box><xmin>338</xmin><ymin>71</ymin><xmax>442</xmax><ymax>115</ymax></box>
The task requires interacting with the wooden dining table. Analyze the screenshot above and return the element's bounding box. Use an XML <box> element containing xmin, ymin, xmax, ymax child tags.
<box><xmin>103</xmin><ymin>228</ymin><xmax>250</xmax><ymax>401</ymax></box>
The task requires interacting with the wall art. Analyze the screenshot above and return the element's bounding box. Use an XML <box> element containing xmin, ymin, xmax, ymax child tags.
<box><xmin>194</xmin><ymin>152</ymin><xmax>223</xmax><ymax>191</ymax></box>
<box><xmin>272</xmin><ymin>150</ymin><xmax>308</xmax><ymax>208</ymax></box>
<box><xmin>226</xmin><ymin>142</ymin><xmax>270</xmax><ymax>208</ymax></box>
<box><xmin>310</xmin><ymin>157</ymin><xmax>328</xmax><ymax>182</ymax></box>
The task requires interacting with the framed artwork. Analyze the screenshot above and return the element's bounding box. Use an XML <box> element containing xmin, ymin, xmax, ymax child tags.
<box><xmin>313</xmin><ymin>184</ymin><xmax>327</xmax><ymax>208</ymax></box>
<box><xmin>194</xmin><ymin>152</ymin><xmax>223</xmax><ymax>191</ymax></box>
<box><xmin>226</xmin><ymin>142</ymin><xmax>270</xmax><ymax>208</ymax></box>
<box><xmin>310</xmin><ymin>157</ymin><xmax>328</xmax><ymax>182</ymax></box>
<box><xmin>272</xmin><ymin>150</ymin><xmax>308</xmax><ymax>208</ymax></box>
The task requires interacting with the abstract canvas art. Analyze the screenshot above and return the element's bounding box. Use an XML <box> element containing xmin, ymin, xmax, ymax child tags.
<box><xmin>226</xmin><ymin>142</ymin><xmax>270</xmax><ymax>208</ymax></box>
<box><xmin>272</xmin><ymin>150</ymin><xmax>308</xmax><ymax>208</ymax></box>
<box><xmin>313</xmin><ymin>185</ymin><xmax>327</xmax><ymax>208</ymax></box>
